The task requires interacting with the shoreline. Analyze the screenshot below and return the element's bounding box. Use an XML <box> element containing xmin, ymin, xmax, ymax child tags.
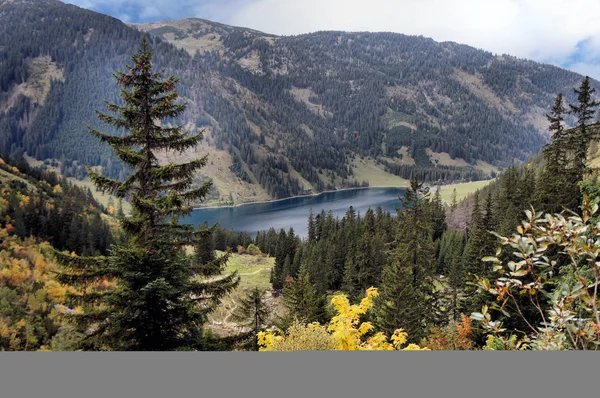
<box><xmin>194</xmin><ymin>185</ymin><xmax>400</xmax><ymax>210</ymax></box>
<box><xmin>193</xmin><ymin>178</ymin><xmax>494</xmax><ymax>211</ymax></box>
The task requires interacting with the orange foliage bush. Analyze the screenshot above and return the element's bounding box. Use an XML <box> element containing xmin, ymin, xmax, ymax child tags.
<box><xmin>422</xmin><ymin>315</ymin><xmax>474</xmax><ymax>350</ymax></box>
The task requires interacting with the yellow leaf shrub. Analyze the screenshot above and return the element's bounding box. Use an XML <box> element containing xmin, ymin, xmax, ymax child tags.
<box><xmin>258</xmin><ymin>287</ymin><xmax>429</xmax><ymax>351</ymax></box>
<box><xmin>0</xmin><ymin>235</ymin><xmax>80</xmax><ymax>350</ymax></box>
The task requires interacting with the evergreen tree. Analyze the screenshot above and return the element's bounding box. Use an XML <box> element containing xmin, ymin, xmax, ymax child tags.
<box><xmin>271</xmin><ymin>228</ymin><xmax>290</xmax><ymax>291</ymax></box>
<box><xmin>280</xmin><ymin>267</ymin><xmax>327</xmax><ymax>327</ymax></box>
<box><xmin>480</xmin><ymin>190</ymin><xmax>497</xmax><ymax>272</ymax></box>
<box><xmin>398</xmin><ymin>177</ymin><xmax>436</xmax><ymax>287</ymax></box>
<box><xmin>12</xmin><ymin>207</ymin><xmax>27</xmax><ymax>239</ymax></box>
<box><xmin>373</xmin><ymin>177</ymin><xmax>437</xmax><ymax>341</ymax></box>
<box><xmin>56</xmin><ymin>38</ymin><xmax>239</xmax><ymax>350</ymax></box>
<box><xmin>462</xmin><ymin>192</ymin><xmax>484</xmax><ymax>276</ymax></box>
<box><xmin>213</xmin><ymin>225</ymin><xmax>227</xmax><ymax>251</ymax></box>
<box><xmin>307</xmin><ymin>209</ymin><xmax>316</xmax><ymax>243</ymax></box>
<box><xmin>450</xmin><ymin>188</ymin><xmax>458</xmax><ymax>211</ymax></box>
<box><xmin>324</xmin><ymin>231</ymin><xmax>345</xmax><ymax>291</ymax></box>
<box><xmin>230</xmin><ymin>287</ymin><xmax>269</xmax><ymax>351</ymax></box>
<box><xmin>342</xmin><ymin>253</ymin><xmax>362</xmax><ymax>301</ymax></box>
<box><xmin>568</xmin><ymin>76</ymin><xmax>600</xmax><ymax>185</ymax></box>
<box><xmin>441</xmin><ymin>230</ymin><xmax>466</xmax><ymax>320</ymax></box>
<box><xmin>373</xmin><ymin>258</ymin><xmax>423</xmax><ymax>341</ymax></box>
<box><xmin>536</xmin><ymin>93</ymin><xmax>574</xmax><ymax>213</ymax></box>
<box><xmin>462</xmin><ymin>191</ymin><xmax>499</xmax><ymax>313</ymax></box>
<box><xmin>194</xmin><ymin>221</ymin><xmax>226</xmax><ymax>276</ymax></box>
<box><xmin>431</xmin><ymin>188</ymin><xmax>447</xmax><ymax>241</ymax></box>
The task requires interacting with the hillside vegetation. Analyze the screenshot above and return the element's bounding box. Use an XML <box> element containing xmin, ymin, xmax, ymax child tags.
<box><xmin>0</xmin><ymin>156</ymin><xmax>117</xmax><ymax>350</ymax></box>
<box><xmin>1</xmin><ymin>0</ymin><xmax>597</xmax><ymax>205</ymax></box>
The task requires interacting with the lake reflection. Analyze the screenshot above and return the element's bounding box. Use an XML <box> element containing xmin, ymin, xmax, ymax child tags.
<box><xmin>181</xmin><ymin>187</ymin><xmax>406</xmax><ymax>239</ymax></box>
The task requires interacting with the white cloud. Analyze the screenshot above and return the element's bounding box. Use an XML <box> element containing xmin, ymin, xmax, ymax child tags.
<box><xmin>63</xmin><ymin>0</ymin><xmax>215</xmax><ymax>22</ymax></box>
<box><xmin>568</xmin><ymin>62</ymin><xmax>600</xmax><ymax>79</ymax></box>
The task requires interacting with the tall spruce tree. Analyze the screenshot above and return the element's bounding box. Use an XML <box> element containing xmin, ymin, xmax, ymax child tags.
<box><xmin>398</xmin><ymin>177</ymin><xmax>436</xmax><ymax>288</ymax></box>
<box><xmin>373</xmin><ymin>177</ymin><xmax>437</xmax><ymax>341</ymax></box>
<box><xmin>194</xmin><ymin>221</ymin><xmax>227</xmax><ymax>277</ymax></box>
<box><xmin>450</xmin><ymin>188</ymin><xmax>458</xmax><ymax>212</ymax></box>
<box><xmin>568</xmin><ymin>76</ymin><xmax>600</xmax><ymax>185</ymax></box>
<box><xmin>431</xmin><ymin>188</ymin><xmax>447</xmax><ymax>241</ymax></box>
<box><xmin>230</xmin><ymin>287</ymin><xmax>270</xmax><ymax>351</ymax></box>
<box><xmin>480</xmin><ymin>190</ymin><xmax>497</xmax><ymax>272</ymax></box>
<box><xmin>462</xmin><ymin>192</ymin><xmax>484</xmax><ymax>276</ymax></box>
<box><xmin>280</xmin><ymin>267</ymin><xmax>328</xmax><ymax>327</ymax></box>
<box><xmin>437</xmin><ymin>229</ymin><xmax>466</xmax><ymax>320</ymax></box>
<box><xmin>536</xmin><ymin>93</ymin><xmax>575</xmax><ymax>213</ymax></box>
<box><xmin>271</xmin><ymin>228</ymin><xmax>289</xmax><ymax>291</ymax></box>
<box><xmin>373</xmin><ymin>258</ymin><xmax>422</xmax><ymax>340</ymax></box>
<box><xmin>56</xmin><ymin>38</ymin><xmax>239</xmax><ymax>350</ymax></box>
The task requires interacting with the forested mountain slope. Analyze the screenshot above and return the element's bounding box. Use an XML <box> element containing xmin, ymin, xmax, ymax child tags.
<box><xmin>1</xmin><ymin>0</ymin><xmax>597</xmax><ymax>205</ymax></box>
<box><xmin>0</xmin><ymin>154</ymin><xmax>117</xmax><ymax>350</ymax></box>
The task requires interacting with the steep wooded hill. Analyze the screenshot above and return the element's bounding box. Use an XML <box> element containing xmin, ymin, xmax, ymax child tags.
<box><xmin>1</xmin><ymin>0</ymin><xmax>596</xmax><ymax>204</ymax></box>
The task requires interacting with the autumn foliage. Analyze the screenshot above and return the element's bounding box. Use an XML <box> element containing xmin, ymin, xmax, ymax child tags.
<box><xmin>0</xmin><ymin>231</ymin><xmax>72</xmax><ymax>350</ymax></box>
<box><xmin>421</xmin><ymin>315</ymin><xmax>474</xmax><ymax>350</ymax></box>
<box><xmin>258</xmin><ymin>287</ymin><xmax>429</xmax><ymax>351</ymax></box>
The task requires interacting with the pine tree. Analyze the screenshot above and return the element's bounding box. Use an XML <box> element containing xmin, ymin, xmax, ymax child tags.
<box><xmin>356</xmin><ymin>232</ymin><xmax>386</xmax><ymax>292</ymax></box>
<box><xmin>270</xmin><ymin>229</ymin><xmax>287</xmax><ymax>291</ymax></box>
<box><xmin>56</xmin><ymin>38</ymin><xmax>239</xmax><ymax>350</ymax></box>
<box><xmin>431</xmin><ymin>188</ymin><xmax>447</xmax><ymax>241</ymax></box>
<box><xmin>213</xmin><ymin>225</ymin><xmax>227</xmax><ymax>251</ymax></box>
<box><xmin>568</xmin><ymin>76</ymin><xmax>600</xmax><ymax>184</ymax></box>
<box><xmin>342</xmin><ymin>252</ymin><xmax>361</xmax><ymax>301</ymax></box>
<box><xmin>230</xmin><ymin>287</ymin><xmax>269</xmax><ymax>351</ymax></box>
<box><xmin>450</xmin><ymin>188</ymin><xmax>458</xmax><ymax>212</ymax></box>
<box><xmin>291</xmin><ymin>247</ymin><xmax>302</xmax><ymax>277</ymax></box>
<box><xmin>372</xmin><ymin>177</ymin><xmax>437</xmax><ymax>341</ymax></box>
<box><xmin>398</xmin><ymin>177</ymin><xmax>436</xmax><ymax>287</ymax></box>
<box><xmin>536</xmin><ymin>93</ymin><xmax>574</xmax><ymax>213</ymax></box>
<box><xmin>480</xmin><ymin>190</ymin><xmax>497</xmax><ymax>273</ymax></box>
<box><xmin>307</xmin><ymin>209</ymin><xmax>316</xmax><ymax>243</ymax></box>
<box><xmin>444</xmin><ymin>230</ymin><xmax>466</xmax><ymax>320</ymax></box>
<box><xmin>462</xmin><ymin>191</ymin><xmax>500</xmax><ymax>314</ymax></box>
<box><xmin>462</xmin><ymin>192</ymin><xmax>484</xmax><ymax>276</ymax></box>
<box><xmin>373</xmin><ymin>258</ymin><xmax>423</xmax><ymax>341</ymax></box>
<box><xmin>280</xmin><ymin>267</ymin><xmax>327</xmax><ymax>327</ymax></box>
<box><xmin>328</xmin><ymin>237</ymin><xmax>345</xmax><ymax>291</ymax></box>
<box><xmin>194</xmin><ymin>221</ymin><xmax>225</xmax><ymax>276</ymax></box>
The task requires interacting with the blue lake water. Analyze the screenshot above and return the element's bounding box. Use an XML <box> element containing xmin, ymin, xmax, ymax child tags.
<box><xmin>181</xmin><ymin>187</ymin><xmax>406</xmax><ymax>239</ymax></box>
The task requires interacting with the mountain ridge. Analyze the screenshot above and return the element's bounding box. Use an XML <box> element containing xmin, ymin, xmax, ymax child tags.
<box><xmin>1</xmin><ymin>0</ymin><xmax>598</xmax><ymax>205</ymax></box>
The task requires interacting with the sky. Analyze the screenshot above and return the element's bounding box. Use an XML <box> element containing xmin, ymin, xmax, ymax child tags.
<box><xmin>63</xmin><ymin>0</ymin><xmax>600</xmax><ymax>79</ymax></box>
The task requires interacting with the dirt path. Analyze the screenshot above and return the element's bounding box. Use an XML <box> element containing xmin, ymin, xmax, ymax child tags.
<box><xmin>238</xmin><ymin>268</ymin><xmax>270</xmax><ymax>276</ymax></box>
<box><xmin>223</xmin><ymin>299</ymin><xmax>237</xmax><ymax>327</ymax></box>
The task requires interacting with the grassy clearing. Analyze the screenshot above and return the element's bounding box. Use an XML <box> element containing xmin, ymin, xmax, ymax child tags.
<box><xmin>207</xmin><ymin>251</ymin><xmax>280</xmax><ymax>336</ymax></box>
<box><xmin>22</xmin><ymin>154</ymin><xmax>131</xmax><ymax>213</ymax></box>
<box><xmin>66</xmin><ymin>177</ymin><xmax>131</xmax><ymax>214</ymax></box>
<box><xmin>165</xmin><ymin>140</ymin><xmax>270</xmax><ymax>207</ymax></box>
<box><xmin>475</xmin><ymin>160</ymin><xmax>501</xmax><ymax>176</ymax></box>
<box><xmin>426</xmin><ymin>149</ymin><xmax>470</xmax><ymax>167</ymax></box>
<box><xmin>436</xmin><ymin>180</ymin><xmax>494</xmax><ymax>204</ymax></box>
<box><xmin>351</xmin><ymin>156</ymin><xmax>410</xmax><ymax>187</ymax></box>
<box><xmin>222</xmin><ymin>251</ymin><xmax>275</xmax><ymax>290</ymax></box>
<box><xmin>0</xmin><ymin>168</ymin><xmax>34</xmax><ymax>189</ymax></box>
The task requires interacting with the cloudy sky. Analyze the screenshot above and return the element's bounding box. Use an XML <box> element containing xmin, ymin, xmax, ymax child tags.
<box><xmin>64</xmin><ymin>0</ymin><xmax>600</xmax><ymax>79</ymax></box>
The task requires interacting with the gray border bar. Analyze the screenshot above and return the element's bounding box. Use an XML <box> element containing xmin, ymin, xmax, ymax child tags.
<box><xmin>0</xmin><ymin>352</ymin><xmax>595</xmax><ymax>398</ymax></box>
